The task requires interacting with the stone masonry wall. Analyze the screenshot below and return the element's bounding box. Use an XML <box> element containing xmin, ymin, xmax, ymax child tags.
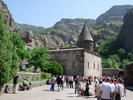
<box><xmin>49</xmin><ymin>48</ymin><xmax>85</xmax><ymax>76</ymax></box>
<box><xmin>17</xmin><ymin>72</ymin><xmax>41</xmax><ymax>81</ymax></box>
<box><xmin>49</xmin><ymin>48</ymin><xmax>102</xmax><ymax>76</ymax></box>
<box><xmin>84</xmin><ymin>51</ymin><xmax>102</xmax><ymax>77</ymax></box>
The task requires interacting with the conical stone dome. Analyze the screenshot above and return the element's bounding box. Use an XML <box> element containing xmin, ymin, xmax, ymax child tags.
<box><xmin>77</xmin><ymin>23</ymin><xmax>94</xmax><ymax>42</ymax></box>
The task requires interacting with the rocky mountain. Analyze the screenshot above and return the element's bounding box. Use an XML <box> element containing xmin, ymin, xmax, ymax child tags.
<box><xmin>48</xmin><ymin>18</ymin><xmax>96</xmax><ymax>42</ymax></box>
<box><xmin>0</xmin><ymin>0</ymin><xmax>15</xmax><ymax>31</ymax></box>
<box><xmin>18</xmin><ymin>31</ymin><xmax>64</xmax><ymax>50</ymax></box>
<box><xmin>96</xmin><ymin>5</ymin><xmax>133</xmax><ymax>25</ymax></box>
<box><xmin>13</xmin><ymin>5</ymin><xmax>133</xmax><ymax>43</ymax></box>
<box><xmin>48</xmin><ymin>5</ymin><xmax>133</xmax><ymax>42</ymax></box>
<box><xmin>91</xmin><ymin>21</ymin><xmax>123</xmax><ymax>40</ymax></box>
<box><xmin>118</xmin><ymin>9</ymin><xmax>133</xmax><ymax>50</ymax></box>
<box><xmin>2</xmin><ymin>0</ymin><xmax>133</xmax><ymax>48</ymax></box>
<box><xmin>14</xmin><ymin>23</ymin><xmax>49</xmax><ymax>35</ymax></box>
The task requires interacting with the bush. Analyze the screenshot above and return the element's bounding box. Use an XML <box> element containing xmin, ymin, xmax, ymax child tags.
<box><xmin>41</xmin><ymin>72</ymin><xmax>51</xmax><ymax>79</ymax></box>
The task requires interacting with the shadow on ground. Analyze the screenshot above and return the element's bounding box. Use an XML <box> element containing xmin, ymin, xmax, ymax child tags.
<box><xmin>67</xmin><ymin>95</ymin><xmax>95</xmax><ymax>99</ymax></box>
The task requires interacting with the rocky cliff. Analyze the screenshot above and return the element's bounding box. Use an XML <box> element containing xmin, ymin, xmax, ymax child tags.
<box><xmin>96</xmin><ymin>5</ymin><xmax>133</xmax><ymax>25</ymax></box>
<box><xmin>118</xmin><ymin>9</ymin><xmax>133</xmax><ymax>50</ymax></box>
<box><xmin>0</xmin><ymin>0</ymin><xmax>14</xmax><ymax>31</ymax></box>
<box><xmin>18</xmin><ymin>31</ymin><xmax>64</xmax><ymax>50</ymax></box>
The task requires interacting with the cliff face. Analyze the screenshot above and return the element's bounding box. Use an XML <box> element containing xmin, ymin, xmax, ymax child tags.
<box><xmin>119</xmin><ymin>9</ymin><xmax>133</xmax><ymax>50</ymax></box>
<box><xmin>0</xmin><ymin>0</ymin><xmax>14</xmax><ymax>31</ymax></box>
<box><xmin>96</xmin><ymin>5</ymin><xmax>133</xmax><ymax>25</ymax></box>
<box><xmin>18</xmin><ymin>31</ymin><xmax>64</xmax><ymax>50</ymax></box>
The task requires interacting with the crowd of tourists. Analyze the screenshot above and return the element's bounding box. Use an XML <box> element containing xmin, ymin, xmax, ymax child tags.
<box><xmin>12</xmin><ymin>73</ymin><xmax>126</xmax><ymax>100</ymax></box>
<box><xmin>94</xmin><ymin>76</ymin><xmax>126</xmax><ymax>100</ymax></box>
<box><xmin>49</xmin><ymin>75</ymin><xmax>126</xmax><ymax>100</ymax></box>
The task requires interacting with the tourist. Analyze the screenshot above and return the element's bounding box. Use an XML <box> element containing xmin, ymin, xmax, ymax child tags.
<box><xmin>69</xmin><ymin>75</ymin><xmax>74</xmax><ymax>88</ymax></box>
<box><xmin>56</xmin><ymin>75</ymin><xmax>62</xmax><ymax>91</ymax></box>
<box><xmin>110</xmin><ymin>78</ymin><xmax>116</xmax><ymax>100</ymax></box>
<box><xmin>115</xmin><ymin>78</ymin><xmax>126</xmax><ymax>100</ymax></box>
<box><xmin>96</xmin><ymin>80</ymin><xmax>102</xmax><ymax>100</ymax></box>
<box><xmin>13</xmin><ymin>73</ymin><xmax>20</xmax><ymax>94</ymax></box>
<box><xmin>100</xmin><ymin>77</ymin><xmax>113</xmax><ymax>100</ymax></box>
<box><xmin>85</xmin><ymin>81</ymin><xmax>90</xmax><ymax>96</ymax></box>
<box><xmin>61</xmin><ymin>76</ymin><xmax>64</xmax><ymax>90</ymax></box>
<box><xmin>22</xmin><ymin>79</ymin><xmax>31</xmax><ymax>91</ymax></box>
<box><xmin>74</xmin><ymin>77</ymin><xmax>80</xmax><ymax>94</ymax></box>
<box><xmin>94</xmin><ymin>77</ymin><xmax>99</xmax><ymax>97</ymax></box>
<box><xmin>50</xmin><ymin>76</ymin><xmax>56</xmax><ymax>91</ymax></box>
<box><xmin>65</xmin><ymin>75</ymin><xmax>69</xmax><ymax>88</ymax></box>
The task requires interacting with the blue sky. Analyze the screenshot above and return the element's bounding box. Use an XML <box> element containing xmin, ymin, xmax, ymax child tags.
<box><xmin>4</xmin><ymin>0</ymin><xmax>133</xmax><ymax>28</ymax></box>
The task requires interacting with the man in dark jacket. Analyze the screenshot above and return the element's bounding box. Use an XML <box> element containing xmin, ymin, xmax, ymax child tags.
<box><xmin>13</xmin><ymin>74</ymin><xmax>20</xmax><ymax>93</ymax></box>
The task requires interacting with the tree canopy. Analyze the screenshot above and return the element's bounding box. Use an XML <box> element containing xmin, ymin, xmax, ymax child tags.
<box><xmin>0</xmin><ymin>13</ymin><xmax>19</xmax><ymax>85</ymax></box>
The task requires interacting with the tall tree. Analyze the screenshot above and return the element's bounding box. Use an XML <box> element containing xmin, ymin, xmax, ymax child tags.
<box><xmin>0</xmin><ymin>13</ymin><xmax>19</xmax><ymax>93</ymax></box>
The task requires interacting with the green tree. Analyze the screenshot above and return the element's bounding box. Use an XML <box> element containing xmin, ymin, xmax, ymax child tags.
<box><xmin>28</xmin><ymin>47</ymin><xmax>50</xmax><ymax>72</ymax></box>
<box><xmin>46</xmin><ymin>61</ymin><xmax>63</xmax><ymax>75</ymax></box>
<box><xmin>0</xmin><ymin>13</ymin><xmax>19</xmax><ymax>92</ymax></box>
<box><xmin>10</xmin><ymin>33</ymin><xmax>31</xmax><ymax>60</ymax></box>
<box><xmin>120</xmin><ymin>59</ymin><xmax>131</xmax><ymax>69</ymax></box>
<box><xmin>103</xmin><ymin>58</ymin><xmax>119</xmax><ymax>68</ymax></box>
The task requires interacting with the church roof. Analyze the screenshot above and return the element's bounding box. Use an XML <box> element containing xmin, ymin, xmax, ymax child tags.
<box><xmin>78</xmin><ymin>23</ymin><xmax>94</xmax><ymax>42</ymax></box>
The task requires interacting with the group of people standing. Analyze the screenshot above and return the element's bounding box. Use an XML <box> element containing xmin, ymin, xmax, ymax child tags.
<box><xmin>50</xmin><ymin>75</ymin><xmax>74</xmax><ymax>91</ymax></box>
<box><xmin>49</xmin><ymin>75</ymin><xmax>92</xmax><ymax>96</ymax></box>
<box><xmin>94</xmin><ymin>76</ymin><xmax>126</xmax><ymax>100</ymax></box>
<box><xmin>49</xmin><ymin>75</ymin><xmax>126</xmax><ymax>100</ymax></box>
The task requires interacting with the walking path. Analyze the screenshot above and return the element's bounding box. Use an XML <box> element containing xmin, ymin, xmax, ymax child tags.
<box><xmin>0</xmin><ymin>85</ymin><xmax>133</xmax><ymax>100</ymax></box>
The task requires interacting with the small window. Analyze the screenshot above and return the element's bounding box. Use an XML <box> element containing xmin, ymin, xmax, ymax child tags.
<box><xmin>97</xmin><ymin>64</ymin><xmax>99</xmax><ymax>70</ymax></box>
<box><xmin>93</xmin><ymin>63</ymin><xmax>95</xmax><ymax>69</ymax></box>
<box><xmin>88</xmin><ymin>62</ymin><xmax>89</xmax><ymax>69</ymax></box>
<box><xmin>73</xmin><ymin>61</ymin><xmax>74</xmax><ymax>69</ymax></box>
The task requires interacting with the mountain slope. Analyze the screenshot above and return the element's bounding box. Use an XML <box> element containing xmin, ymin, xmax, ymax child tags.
<box><xmin>48</xmin><ymin>18</ymin><xmax>96</xmax><ymax>42</ymax></box>
<box><xmin>14</xmin><ymin>23</ymin><xmax>48</xmax><ymax>35</ymax></box>
<box><xmin>96</xmin><ymin>5</ymin><xmax>133</xmax><ymax>25</ymax></box>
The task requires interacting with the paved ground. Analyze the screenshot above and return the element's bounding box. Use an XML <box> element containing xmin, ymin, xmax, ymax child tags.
<box><xmin>0</xmin><ymin>85</ymin><xmax>133</xmax><ymax>100</ymax></box>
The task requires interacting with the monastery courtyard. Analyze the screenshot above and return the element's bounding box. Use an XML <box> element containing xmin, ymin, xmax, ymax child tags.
<box><xmin>0</xmin><ymin>85</ymin><xmax>133</xmax><ymax>100</ymax></box>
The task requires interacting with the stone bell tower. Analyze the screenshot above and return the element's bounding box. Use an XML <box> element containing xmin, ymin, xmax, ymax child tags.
<box><xmin>76</xmin><ymin>23</ymin><xmax>94</xmax><ymax>52</ymax></box>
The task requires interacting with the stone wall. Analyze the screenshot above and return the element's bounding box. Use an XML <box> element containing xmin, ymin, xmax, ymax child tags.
<box><xmin>49</xmin><ymin>48</ymin><xmax>102</xmax><ymax>76</ymax></box>
<box><xmin>84</xmin><ymin>51</ymin><xmax>102</xmax><ymax>77</ymax></box>
<box><xmin>50</xmin><ymin>48</ymin><xmax>85</xmax><ymax>76</ymax></box>
<box><xmin>17</xmin><ymin>72</ymin><xmax>41</xmax><ymax>81</ymax></box>
<box><xmin>102</xmin><ymin>68</ymin><xmax>123</xmax><ymax>77</ymax></box>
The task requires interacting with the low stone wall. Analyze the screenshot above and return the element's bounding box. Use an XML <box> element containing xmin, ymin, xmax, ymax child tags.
<box><xmin>102</xmin><ymin>68</ymin><xmax>124</xmax><ymax>77</ymax></box>
<box><xmin>17</xmin><ymin>72</ymin><xmax>41</xmax><ymax>80</ymax></box>
<box><xmin>4</xmin><ymin>80</ymin><xmax>46</xmax><ymax>93</ymax></box>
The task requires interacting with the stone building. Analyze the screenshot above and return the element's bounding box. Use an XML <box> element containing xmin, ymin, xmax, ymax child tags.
<box><xmin>49</xmin><ymin>23</ymin><xmax>102</xmax><ymax>77</ymax></box>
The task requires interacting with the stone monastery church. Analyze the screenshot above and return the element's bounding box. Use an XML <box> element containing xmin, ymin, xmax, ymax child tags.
<box><xmin>49</xmin><ymin>23</ymin><xmax>102</xmax><ymax>77</ymax></box>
